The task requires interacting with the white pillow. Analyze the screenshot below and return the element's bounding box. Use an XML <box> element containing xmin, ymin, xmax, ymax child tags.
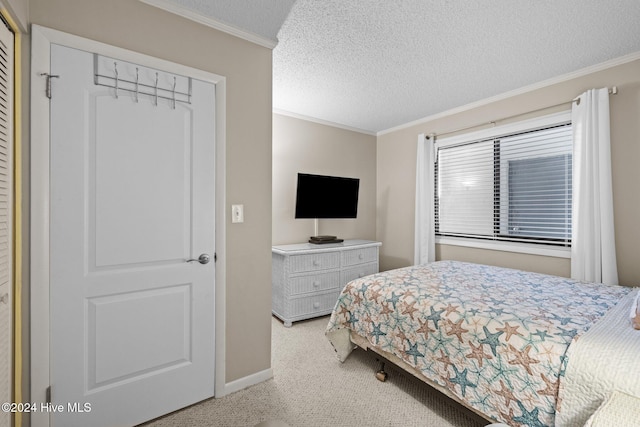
<box><xmin>585</xmin><ymin>390</ymin><xmax>640</xmax><ymax>427</ymax></box>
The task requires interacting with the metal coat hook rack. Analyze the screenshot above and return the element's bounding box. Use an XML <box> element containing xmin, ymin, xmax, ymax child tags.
<box><xmin>172</xmin><ymin>77</ymin><xmax>177</xmax><ymax>110</ymax></box>
<box><xmin>134</xmin><ymin>68</ymin><xmax>139</xmax><ymax>103</ymax></box>
<box><xmin>154</xmin><ymin>72</ymin><xmax>159</xmax><ymax>106</ymax></box>
<box><xmin>114</xmin><ymin>62</ymin><xmax>119</xmax><ymax>99</ymax></box>
<box><xmin>93</xmin><ymin>55</ymin><xmax>192</xmax><ymax>108</ymax></box>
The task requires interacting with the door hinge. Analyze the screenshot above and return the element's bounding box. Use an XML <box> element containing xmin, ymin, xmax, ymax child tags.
<box><xmin>40</xmin><ymin>73</ymin><xmax>60</xmax><ymax>99</ymax></box>
<box><xmin>46</xmin><ymin>385</ymin><xmax>51</xmax><ymax>403</ymax></box>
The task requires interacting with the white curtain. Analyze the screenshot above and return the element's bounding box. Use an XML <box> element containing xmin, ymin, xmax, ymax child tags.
<box><xmin>571</xmin><ymin>88</ymin><xmax>618</xmax><ymax>285</ymax></box>
<box><xmin>414</xmin><ymin>133</ymin><xmax>435</xmax><ymax>265</ymax></box>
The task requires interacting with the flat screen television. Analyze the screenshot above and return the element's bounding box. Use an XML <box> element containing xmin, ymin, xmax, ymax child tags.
<box><xmin>295</xmin><ymin>173</ymin><xmax>359</xmax><ymax>219</ymax></box>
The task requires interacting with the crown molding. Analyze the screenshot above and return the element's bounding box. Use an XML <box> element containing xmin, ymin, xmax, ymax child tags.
<box><xmin>273</xmin><ymin>109</ymin><xmax>377</xmax><ymax>136</ymax></box>
<box><xmin>378</xmin><ymin>50</ymin><xmax>640</xmax><ymax>136</ymax></box>
<box><xmin>139</xmin><ymin>0</ymin><xmax>278</xmax><ymax>49</ymax></box>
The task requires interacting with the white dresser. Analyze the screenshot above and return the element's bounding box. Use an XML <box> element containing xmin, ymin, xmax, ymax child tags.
<box><xmin>272</xmin><ymin>239</ymin><xmax>381</xmax><ymax>327</ymax></box>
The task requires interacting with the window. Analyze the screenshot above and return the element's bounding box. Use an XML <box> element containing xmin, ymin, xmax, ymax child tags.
<box><xmin>435</xmin><ymin>114</ymin><xmax>572</xmax><ymax>247</ymax></box>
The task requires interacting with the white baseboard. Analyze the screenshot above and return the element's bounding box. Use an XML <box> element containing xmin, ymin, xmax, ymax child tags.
<box><xmin>221</xmin><ymin>367</ymin><xmax>273</xmax><ymax>397</ymax></box>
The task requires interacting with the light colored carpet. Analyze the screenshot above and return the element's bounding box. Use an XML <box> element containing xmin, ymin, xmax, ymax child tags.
<box><xmin>142</xmin><ymin>316</ymin><xmax>488</xmax><ymax>427</ymax></box>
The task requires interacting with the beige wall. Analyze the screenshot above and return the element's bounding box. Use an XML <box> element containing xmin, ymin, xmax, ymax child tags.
<box><xmin>29</xmin><ymin>0</ymin><xmax>273</xmax><ymax>386</ymax></box>
<box><xmin>273</xmin><ymin>113</ymin><xmax>377</xmax><ymax>244</ymax></box>
<box><xmin>1</xmin><ymin>0</ymin><xmax>28</xmax><ymax>31</ymax></box>
<box><xmin>377</xmin><ymin>58</ymin><xmax>640</xmax><ymax>286</ymax></box>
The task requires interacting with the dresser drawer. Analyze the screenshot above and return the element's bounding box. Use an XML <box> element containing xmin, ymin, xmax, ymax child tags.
<box><xmin>288</xmin><ymin>290</ymin><xmax>339</xmax><ymax>318</ymax></box>
<box><xmin>289</xmin><ymin>252</ymin><xmax>340</xmax><ymax>273</ymax></box>
<box><xmin>342</xmin><ymin>247</ymin><xmax>379</xmax><ymax>267</ymax></box>
<box><xmin>342</xmin><ymin>263</ymin><xmax>379</xmax><ymax>284</ymax></box>
<box><xmin>290</xmin><ymin>271</ymin><xmax>340</xmax><ymax>295</ymax></box>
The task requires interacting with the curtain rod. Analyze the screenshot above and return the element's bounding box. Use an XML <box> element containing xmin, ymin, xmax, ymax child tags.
<box><xmin>426</xmin><ymin>86</ymin><xmax>618</xmax><ymax>140</ymax></box>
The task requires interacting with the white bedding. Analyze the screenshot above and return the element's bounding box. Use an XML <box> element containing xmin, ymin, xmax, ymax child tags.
<box><xmin>557</xmin><ymin>289</ymin><xmax>640</xmax><ymax>426</ymax></box>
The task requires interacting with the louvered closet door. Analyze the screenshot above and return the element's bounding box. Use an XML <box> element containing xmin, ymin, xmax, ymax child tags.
<box><xmin>0</xmin><ymin>18</ymin><xmax>14</xmax><ymax>427</ymax></box>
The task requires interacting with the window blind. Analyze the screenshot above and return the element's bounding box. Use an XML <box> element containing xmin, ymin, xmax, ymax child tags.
<box><xmin>435</xmin><ymin>123</ymin><xmax>572</xmax><ymax>246</ymax></box>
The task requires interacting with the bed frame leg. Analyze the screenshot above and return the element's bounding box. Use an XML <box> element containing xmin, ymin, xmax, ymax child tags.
<box><xmin>375</xmin><ymin>359</ymin><xmax>388</xmax><ymax>382</ymax></box>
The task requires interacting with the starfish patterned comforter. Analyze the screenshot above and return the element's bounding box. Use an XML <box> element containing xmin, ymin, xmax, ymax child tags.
<box><xmin>325</xmin><ymin>261</ymin><xmax>632</xmax><ymax>427</ymax></box>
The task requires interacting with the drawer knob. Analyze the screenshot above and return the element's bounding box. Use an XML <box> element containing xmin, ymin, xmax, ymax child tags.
<box><xmin>359</xmin><ymin>254</ymin><xmax>364</xmax><ymax>259</ymax></box>
<box><xmin>313</xmin><ymin>302</ymin><xmax>320</xmax><ymax>309</ymax></box>
<box><xmin>312</xmin><ymin>281</ymin><xmax>320</xmax><ymax>287</ymax></box>
<box><xmin>0</xmin><ymin>293</ymin><xmax>8</xmax><ymax>304</ymax></box>
<box><xmin>313</xmin><ymin>260</ymin><xmax>320</xmax><ymax>266</ymax></box>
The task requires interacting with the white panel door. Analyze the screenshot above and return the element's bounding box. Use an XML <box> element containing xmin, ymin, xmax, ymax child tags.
<box><xmin>49</xmin><ymin>44</ymin><xmax>216</xmax><ymax>427</ymax></box>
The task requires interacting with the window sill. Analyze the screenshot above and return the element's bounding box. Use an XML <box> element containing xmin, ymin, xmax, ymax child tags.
<box><xmin>435</xmin><ymin>236</ymin><xmax>571</xmax><ymax>259</ymax></box>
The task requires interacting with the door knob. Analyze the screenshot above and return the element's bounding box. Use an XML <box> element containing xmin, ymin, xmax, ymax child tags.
<box><xmin>187</xmin><ymin>254</ymin><xmax>211</xmax><ymax>265</ymax></box>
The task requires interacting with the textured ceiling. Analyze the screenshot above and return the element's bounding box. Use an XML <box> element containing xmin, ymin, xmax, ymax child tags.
<box><xmin>162</xmin><ymin>1</ymin><xmax>640</xmax><ymax>134</ymax></box>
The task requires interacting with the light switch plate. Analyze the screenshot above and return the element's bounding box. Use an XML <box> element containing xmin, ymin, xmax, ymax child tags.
<box><xmin>231</xmin><ymin>204</ymin><xmax>244</xmax><ymax>223</ymax></box>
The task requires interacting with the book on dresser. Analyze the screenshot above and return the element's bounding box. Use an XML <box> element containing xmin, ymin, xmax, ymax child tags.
<box><xmin>271</xmin><ymin>239</ymin><xmax>382</xmax><ymax>327</ymax></box>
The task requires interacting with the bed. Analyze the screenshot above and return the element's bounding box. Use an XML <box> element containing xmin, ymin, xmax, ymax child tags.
<box><xmin>325</xmin><ymin>260</ymin><xmax>638</xmax><ymax>427</ymax></box>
